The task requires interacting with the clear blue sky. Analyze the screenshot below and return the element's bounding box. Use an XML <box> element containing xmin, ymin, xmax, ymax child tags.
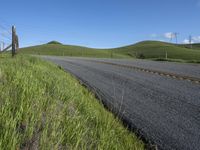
<box><xmin>0</xmin><ymin>0</ymin><xmax>200</xmax><ymax>48</ymax></box>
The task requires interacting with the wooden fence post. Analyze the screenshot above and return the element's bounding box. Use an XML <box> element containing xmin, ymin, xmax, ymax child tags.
<box><xmin>12</xmin><ymin>26</ymin><xmax>16</xmax><ymax>57</ymax></box>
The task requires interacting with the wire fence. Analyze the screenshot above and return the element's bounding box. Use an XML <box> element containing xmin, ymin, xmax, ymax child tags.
<box><xmin>0</xmin><ymin>19</ymin><xmax>19</xmax><ymax>57</ymax></box>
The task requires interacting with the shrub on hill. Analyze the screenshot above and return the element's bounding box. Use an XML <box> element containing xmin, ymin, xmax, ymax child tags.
<box><xmin>47</xmin><ymin>41</ymin><xmax>62</xmax><ymax>45</ymax></box>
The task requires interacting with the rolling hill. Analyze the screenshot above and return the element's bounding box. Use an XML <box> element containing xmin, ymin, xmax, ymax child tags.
<box><xmin>112</xmin><ymin>41</ymin><xmax>200</xmax><ymax>60</ymax></box>
<box><xmin>181</xmin><ymin>43</ymin><xmax>200</xmax><ymax>50</ymax></box>
<box><xmin>20</xmin><ymin>42</ymin><xmax>127</xmax><ymax>58</ymax></box>
<box><xmin>20</xmin><ymin>41</ymin><xmax>200</xmax><ymax>61</ymax></box>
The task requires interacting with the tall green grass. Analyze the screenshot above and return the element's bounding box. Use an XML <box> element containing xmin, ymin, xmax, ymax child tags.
<box><xmin>0</xmin><ymin>54</ymin><xmax>143</xmax><ymax>150</ymax></box>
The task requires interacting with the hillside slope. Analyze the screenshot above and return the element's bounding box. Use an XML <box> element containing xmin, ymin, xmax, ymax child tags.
<box><xmin>112</xmin><ymin>41</ymin><xmax>200</xmax><ymax>60</ymax></box>
<box><xmin>20</xmin><ymin>43</ymin><xmax>127</xmax><ymax>58</ymax></box>
<box><xmin>181</xmin><ymin>43</ymin><xmax>200</xmax><ymax>50</ymax></box>
<box><xmin>20</xmin><ymin>41</ymin><xmax>200</xmax><ymax>61</ymax></box>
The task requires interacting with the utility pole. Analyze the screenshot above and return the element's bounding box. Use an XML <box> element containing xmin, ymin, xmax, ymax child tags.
<box><xmin>174</xmin><ymin>32</ymin><xmax>179</xmax><ymax>44</ymax></box>
<box><xmin>170</xmin><ymin>33</ymin><xmax>173</xmax><ymax>42</ymax></box>
<box><xmin>2</xmin><ymin>42</ymin><xmax>4</xmax><ymax>50</ymax></box>
<box><xmin>189</xmin><ymin>35</ymin><xmax>192</xmax><ymax>49</ymax></box>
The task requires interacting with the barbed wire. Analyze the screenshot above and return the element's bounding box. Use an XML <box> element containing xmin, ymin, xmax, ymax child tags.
<box><xmin>0</xmin><ymin>24</ymin><xmax>11</xmax><ymax>35</ymax></box>
<box><xmin>1</xmin><ymin>33</ymin><xmax>11</xmax><ymax>40</ymax></box>
<box><xmin>0</xmin><ymin>18</ymin><xmax>13</xmax><ymax>52</ymax></box>
<box><xmin>0</xmin><ymin>19</ymin><xmax>12</xmax><ymax>49</ymax></box>
<box><xmin>0</xmin><ymin>41</ymin><xmax>10</xmax><ymax>45</ymax></box>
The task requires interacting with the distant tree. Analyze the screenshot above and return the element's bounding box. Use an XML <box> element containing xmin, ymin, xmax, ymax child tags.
<box><xmin>47</xmin><ymin>41</ymin><xmax>62</xmax><ymax>45</ymax></box>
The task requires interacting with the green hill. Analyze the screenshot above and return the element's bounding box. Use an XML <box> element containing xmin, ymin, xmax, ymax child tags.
<box><xmin>20</xmin><ymin>43</ymin><xmax>127</xmax><ymax>58</ymax></box>
<box><xmin>181</xmin><ymin>43</ymin><xmax>200</xmax><ymax>50</ymax></box>
<box><xmin>20</xmin><ymin>41</ymin><xmax>200</xmax><ymax>61</ymax></box>
<box><xmin>111</xmin><ymin>41</ymin><xmax>200</xmax><ymax>61</ymax></box>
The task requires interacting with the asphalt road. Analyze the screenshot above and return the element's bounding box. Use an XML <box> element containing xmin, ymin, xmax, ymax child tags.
<box><xmin>42</xmin><ymin>56</ymin><xmax>200</xmax><ymax>150</ymax></box>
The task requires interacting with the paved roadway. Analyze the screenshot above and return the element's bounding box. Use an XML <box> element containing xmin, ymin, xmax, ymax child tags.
<box><xmin>42</xmin><ymin>56</ymin><xmax>200</xmax><ymax>150</ymax></box>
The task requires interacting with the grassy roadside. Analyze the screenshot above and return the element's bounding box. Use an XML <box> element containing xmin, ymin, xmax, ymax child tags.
<box><xmin>0</xmin><ymin>54</ymin><xmax>144</xmax><ymax>150</ymax></box>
